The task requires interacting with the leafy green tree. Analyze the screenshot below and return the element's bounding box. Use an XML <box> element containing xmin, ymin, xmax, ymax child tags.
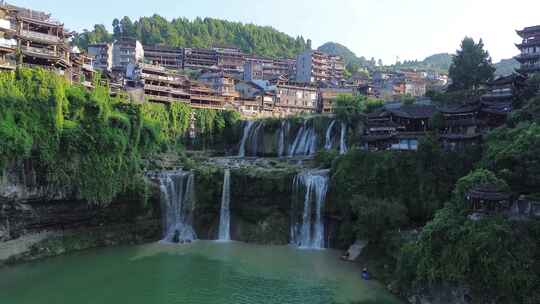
<box><xmin>448</xmin><ymin>37</ymin><xmax>495</xmax><ymax>91</ymax></box>
<box><xmin>396</xmin><ymin>206</ymin><xmax>540</xmax><ymax>304</ymax></box>
<box><xmin>482</xmin><ymin>123</ymin><xmax>540</xmax><ymax>194</ymax></box>
<box><xmin>77</xmin><ymin>16</ymin><xmax>309</xmax><ymax>59</ymax></box>
<box><xmin>400</xmin><ymin>93</ymin><xmax>415</xmax><ymax>105</ymax></box>
<box><xmin>349</xmin><ymin>195</ymin><xmax>408</xmax><ymax>244</ymax></box>
<box><xmin>452</xmin><ymin>169</ymin><xmax>509</xmax><ymax>211</ymax></box>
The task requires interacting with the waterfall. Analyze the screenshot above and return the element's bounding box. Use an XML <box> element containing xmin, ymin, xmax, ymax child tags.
<box><xmin>291</xmin><ymin>169</ymin><xmax>329</xmax><ymax>249</ymax></box>
<box><xmin>251</xmin><ymin>122</ymin><xmax>264</xmax><ymax>156</ymax></box>
<box><xmin>324</xmin><ymin>120</ymin><xmax>336</xmax><ymax>150</ymax></box>
<box><xmin>238</xmin><ymin>120</ymin><xmax>255</xmax><ymax>157</ymax></box>
<box><xmin>339</xmin><ymin>122</ymin><xmax>348</xmax><ymax>155</ymax></box>
<box><xmin>289</xmin><ymin>120</ymin><xmax>317</xmax><ymax>157</ymax></box>
<box><xmin>278</xmin><ymin>121</ymin><xmax>287</xmax><ymax>157</ymax></box>
<box><xmin>156</xmin><ymin>170</ymin><xmax>197</xmax><ymax>243</ymax></box>
<box><xmin>218</xmin><ymin>169</ymin><xmax>231</xmax><ymax>241</ymax></box>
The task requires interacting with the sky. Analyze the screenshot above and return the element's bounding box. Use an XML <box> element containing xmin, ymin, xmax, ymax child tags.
<box><xmin>12</xmin><ymin>0</ymin><xmax>540</xmax><ymax>64</ymax></box>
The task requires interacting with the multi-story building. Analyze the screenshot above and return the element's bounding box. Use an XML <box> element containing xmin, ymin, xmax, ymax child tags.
<box><xmin>515</xmin><ymin>25</ymin><xmax>540</xmax><ymax>75</ymax></box>
<box><xmin>295</xmin><ymin>50</ymin><xmax>344</xmax><ymax>84</ymax></box>
<box><xmin>244</xmin><ymin>55</ymin><xmax>296</xmax><ymax>81</ymax></box>
<box><xmin>7</xmin><ymin>4</ymin><xmax>71</xmax><ymax>74</ymax></box>
<box><xmin>143</xmin><ymin>44</ymin><xmax>183</xmax><ymax>70</ymax></box>
<box><xmin>214</xmin><ymin>46</ymin><xmax>245</xmax><ymax>74</ymax></box>
<box><xmin>112</xmin><ymin>38</ymin><xmax>144</xmax><ymax>72</ymax></box>
<box><xmin>189</xmin><ymin>80</ymin><xmax>227</xmax><ymax>110</ymax></box>
<box><xmin>88</xmin><ymin>42</ymin><xmax>113</xmax><ymax>72</ymax></box>
<box><xmin>405</xmin><ymin>79</ymin><xmax>427</xmax><ymax>97</ymax></box>
<box><xmin>243</xmin><ymin>60</ymin><xmax>264</xmax><ymax>81</ymax></box>
<box><xmin>127</xmin><ymin>63</ymin><xmax>190</xmax><ymax>104</ymax></box>
<box><xmin>318</xmin><ymin>87</ymin><xmax>356</xmax><ymax>113</ymax></box>
<box><xmin>0</xmin><ymin>4</ymin><xmax>16</xmax><ymax>70</ymax></box>
<box><xmin>198</xmin><ymin>71</ymin><xmax>239</xmax><ymax>102</ymax></box>
<box><xmin>273</xmin><ymin>82</ymin><xmax>318</xmax><ymax>115</ymax></box>
<box><xmin>70</xmin><ymin>49</ymin><xmax>95</xmax><ymax>88</ymax></box>
<box><xmin>183</xmin><ymin>47</ymin><xmax>218</xmax><ymax>70</ymax></box>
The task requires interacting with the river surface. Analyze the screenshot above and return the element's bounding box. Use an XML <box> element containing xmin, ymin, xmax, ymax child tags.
<box><xmin>0</xmin><ymin>241</ymin><xmax>401</xmax><ymax>304</ymax></box>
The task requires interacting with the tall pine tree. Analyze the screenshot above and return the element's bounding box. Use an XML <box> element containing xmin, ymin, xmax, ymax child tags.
<box><xmin>449</xmin><ymin>37</ymin><xmax>495</xmax><ymax>91</ymax></box>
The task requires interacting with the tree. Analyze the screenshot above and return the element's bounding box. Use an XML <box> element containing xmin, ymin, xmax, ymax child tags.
<box><xmin>377</xmin><ymin>59</ymin><xmax>383</xmax><ymax>67</ymax></box>
<box><xmin>448</xmin><ymin>37</ymin><xmax>495</xmax><ymax>91</ymax></box>
<box><xmin>350</xmin><ymin>195</ymin><xmax>408</xmax><ymax>244</ymax></box>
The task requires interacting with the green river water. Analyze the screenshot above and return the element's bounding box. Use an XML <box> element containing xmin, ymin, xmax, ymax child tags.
<box><xmin>0</xmin><ymin>241</ymin><xmax>401</xmax><ymax>304</ymax></box>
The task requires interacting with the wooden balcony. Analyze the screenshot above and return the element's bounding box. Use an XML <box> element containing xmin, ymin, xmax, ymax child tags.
<box><xmin>19</xmin><ymin>29</ymin><xmax>62</xmax><ymax>44</ymax></box>
<box><xmin>190</xmin><ymin>94</ymin><xmax>226</xmax><ymax>103</ymax></box>
<box><xmin>0</xmin><ymin>59</ymin><xmax>16</xmax><ymax>70</ymax></box>
<box><xmin>21</xmin><ymin>45</ymin><xmax>60</xmax><ymax>59</ymax></box>
<box><xmin>189</xmin><ymin>102</ymin><xmax>225</xmax><ymax>110</ymax></box>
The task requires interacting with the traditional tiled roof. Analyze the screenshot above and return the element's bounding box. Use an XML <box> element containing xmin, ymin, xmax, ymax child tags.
<box><xmin>438</xmin><ymin>103</ymin><xmax>480</xmax><ymax>114</ymax></box>
<box><xmin>469</xmin><ymin>184</ymin><xmax>511</xmax><ymax>201</ymax></box>
<box><xmin>444</xmin><ymin>118</ymin><xmax>478</xmax><ymax>127</ymax></box>
<box><xmin>361</xmin><ymin>134</ymin><xmax>395</xmax><ymax>142</ymax></box>
<box><xmin>388</xmin><ymin>104</ymin><xmax>437</xmax><ymax>119</ymax></box>
<box><xmin>481</xmin><ymin>101</ymin><xmax>512</xmax><ymax>115</ymax></box>
<box><xmin>440</xmin><ymin>133</ymin><xmax>482</xmax><ymax>140</ymax></box>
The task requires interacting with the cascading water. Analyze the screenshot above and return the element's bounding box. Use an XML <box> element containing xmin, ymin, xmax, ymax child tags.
<box><xmin>278</xmin><ymin>121</ymin><xmax>288</xmax><ymax>157</ymax></box>
<box><xmin>218</xmin><ymin>169</ymin><xmax>231</xmax><ymax>241</ymax></box>
<box><xmin>156</xmin><ymin>170</ymin><xmax>197</xmax><ymax>243</ymax></box>
<box><xmin>324</xmin><ymin>120</ymin><xmax>336</xmax><ymax>150</ymax></box>
<box><xmin>250</xmin><ymin>122</ymin><xmax>264</xmax><ymax>156</ymax></box>
<box><xmin>339</xmin><ymin>122</ymin><xmax>348</xmax><ymax>155</ymax></box>
<box><xmin>290</xmin><ymin>169</ymin><xmax>329</xmax><ymax>249</ymax></box>
<box><xmin>289</xmin><ymin>121</ymin><xmax>317</xmax><ymax>156</ymax></box>
<box><xmin>238</xmin><ymin>121</ymin><xmax>255</xmax><ymax>157</ymax></box>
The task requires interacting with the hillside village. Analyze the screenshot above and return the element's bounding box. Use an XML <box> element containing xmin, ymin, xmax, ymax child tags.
<box><xmin>0</xmin><ymin>1</ymin><xmax>538</xmax><ymax>155</ymax></box>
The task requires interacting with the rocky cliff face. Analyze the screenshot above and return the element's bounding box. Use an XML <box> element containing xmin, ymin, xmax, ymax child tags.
<box><xmin>190</xmin><ymin>160</ymin><xmax>297</xmax><ymax>245</ymax></box>
<box><xmin>0</xmin><ymin>161</ymin><xmax>161</xmax><ymax>265</ymax></box>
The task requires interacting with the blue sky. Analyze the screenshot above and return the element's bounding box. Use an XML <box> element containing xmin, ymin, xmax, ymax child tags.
<box><xmin>13</xmin><ymin>0</ymin><xmax>540</xmax><ymax>63</ymax></box>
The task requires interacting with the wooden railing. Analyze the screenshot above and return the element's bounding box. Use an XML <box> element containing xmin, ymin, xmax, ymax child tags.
<box><xmin>20</xmin><ymin>30</ymin><xmax>62</xmax><ymax>44</ymax></box>
<box><xmin>21</xmin><ymin>45</ymin><xmax>59</xmax><ymax>57</ymax></box>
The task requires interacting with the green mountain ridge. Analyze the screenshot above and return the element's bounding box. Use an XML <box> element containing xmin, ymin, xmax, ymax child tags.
<box><xmin>74</xmin><ymin>16</ymin><xmax>309</xmax><ymax>59</ymax></box>
<box><xmin>494</xmin><ymin>58</ymin><xmax>520</xmax><ymax>76</ymax></box>
<box><xmin>317</xmin><ymin>42</ymin><xmax>377</xmax><ymax>69</ymax></box>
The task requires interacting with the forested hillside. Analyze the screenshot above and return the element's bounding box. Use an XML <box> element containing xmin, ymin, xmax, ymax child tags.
<box><xmin>392</xmin><ymin>53</ymin><xmax>453</xmax><ymax>72</ymax></box>
<box><xmin>73</xmin><ymin>16</ymin><xmax>309</xmax><ymax>59</ymax></box>
<box><xmin>494</xmin><ymin>58</ymin><xmax>520</xmax><ymax>76</ymax></box>
<box><xmin>318</xmin><ymin>42</ymin><xmax>378</xmax><ymax>70</ymax></box>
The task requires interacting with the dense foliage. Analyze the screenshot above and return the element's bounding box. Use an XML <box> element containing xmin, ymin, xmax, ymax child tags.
<box><xmin>397</xmin><ymin>206</ymin><xmax>540</xmax><ymax>304</ymax></box>
<box><xmin>0</xmin><ymin>68</ymin><xmax>159</xmax><ymax>204</ymax></box>
<box><xmin>74</xmin><ymin>16</ymin><xmax>309</xmax><ymax>58</ymax></box>
<box><xmin>389</xmin><ymin>72</ymin><xmax>540</xmax><ymax>303</ymax></box>
<box><xmin>333</xmin><ymin>94</ymin><xmax>383</xmax><ymax>123</ymax></box>
<box><xmin>448</xmin><ymin>37</ymin><xmax>495</xmax><ymax>91</ymax></box>
<box><xmin>0</xmin><ymin>68</ymin><xmax>240</xmax><ymax>204</ymax></box>
<box><xmin>329</xmin><ymin>136</ymin><xmax>481</xmax><ymax>247</ymax></box>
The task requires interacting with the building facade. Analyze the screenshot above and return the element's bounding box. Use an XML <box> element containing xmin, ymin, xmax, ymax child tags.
<box><xmin>112</xmin><ymin>38</ymin><xmax>144</xmax><ymax>72</ymax></box>
<box><xmin>273</xmin><ymin>83</ymin><xmax>318</xmax><ymax>115</ymax></box>
<box><xmin>143</xmin><ymin>44</ymin><xmax>183</xmax><ymax>70</ymax></box>
<box><xmin>88</xmin><ymin>42</ymin><xmax>113</xmax><ymax>72</ymax></box>
<box><xmin>198</xmin><ymin>71</ymin><xmax>239</xmax><ymax>102</ymax></box>
<box><xmin>296</xmin><ymin>50</ymin><xmax>344</xmax><ymax>84</ymax></box>
<box><xmin>516</xmin><ymin>25</ymin><xmax>540</xmax><ymax>75</ymax></box>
